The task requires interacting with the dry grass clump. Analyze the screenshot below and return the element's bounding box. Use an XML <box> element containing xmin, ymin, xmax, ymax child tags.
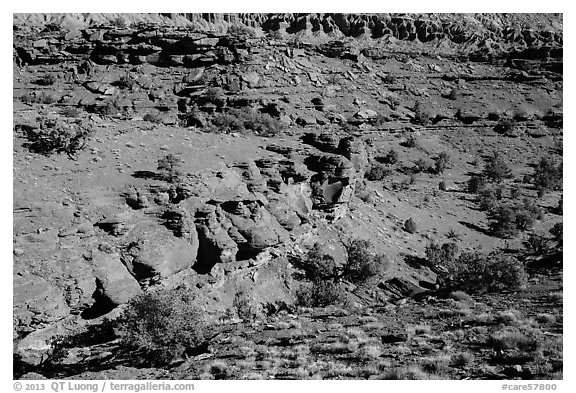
<box><xmin>382</xmin><ymin>365</ymin><xmax>443</xmax><ymax>380</ymax></box>
<box><xmin>494</xmin><ymin>309</ymin><xmax>523</xmax><ymax>325</ymax></box>
<box><xmin>535</xmin><ymin>313</ymin><xmax>557</xmax><ymax>324</ymax></box>
<box><xmin>451</xmin><ymin>352</ymin><xmax>475</xmax><ymax>367</ymax></box>
<box><xmin>467</xmin><ymin>312</ymin><xmax>495</xmax><ymax>325</ymax></box>
<box><xmin>548</xmin><ymin>292</ymin><xmax>563</xmax><ymax>302</ymax></box>
<box><xmin>358</xmin><ymin>344</ymin><xmax>382</xmax><ymax>360</ymax></box>
<box><xmin>487</xmin><ymin>328</ymin><xmax>539</xmax><ymax>352</ymax></box>
<box><xmin>408</xmin><ymin>324</ymin><xmax>432</xmax><ymax>335</ymax></box>
<box><xmin>449</xmin><ymin>290</ymin><xmax>472</xmax><ymax>302</ymax></box>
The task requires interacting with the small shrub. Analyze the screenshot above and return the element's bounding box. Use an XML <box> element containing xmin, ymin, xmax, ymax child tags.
<box><xmin>449</xmin><ymin>291</ymin><xmax>472</xmax><ymax>302</ymax></box>
<box><xmin>203</xmin><ymin>87</ymin><xmax>227</xmax><ymax>108</ymax></box>
<box><xmin>343</xmin><ymin>239</ymin><xmax>389</xmax><ymax>283</ymax></box>
<box><xmin>404</xmin><ymin>218</ymin><xmax>417</xmax><ymax>234</ymax></box>
<box><xmin>549</xmin><ymin>222</ymin><xmax>562</xmax><ymax>246</ymax></box>
<box><xmin>35</xmin><ymin>73</ymin><xmax>56</xmax><ymax>86</ymax></box>
<box><xmin>535</xmin><ymin>313</ymin><xmax>556</xmax><ymax>324</ymax></box>
<box><xmin>297</xmin><ymin>244</ymin><xmax>340</xmax><ymax>282</ymax></box>
<box><xmin>487</xmin><ymin>204</ymin><xmax>520</xmax><ymax>238</ymax></box>
<box><xmin>438</xmin><ymin>251</ymin><xmax>528</xmax><ymax>294</ymax></box>
<box><xmin>297</xmin><ymin>240</ymin><xmax>388</xmax><ymax>284</ymax></box>
<box><xmin>478</xmin><ymin>188</ymin><xmax>497</xmax><ymax>211</ymax></box>
<box><xmin>115</xmin><ymin>287</ymin><xmax>205</xmax><ymax>366</ymax></box>
<box><xmin>157</xmin><ymin>153</ymin><xmax>184</xmax><ymax>183</ymax></box>
<box><xmin>60</xmin><ymin>107</ymin><xmax>82</xmax><ymax>118</ymax></box>
<box><xmin>434</xmin><ymin>152</ymin><xmax>450</xmax><ymax>174</ymax></box>
<box><xmin>404</xmin><ymin>135</ymin><xmax>418</xmax><ymax>148</ymax></box>
<box><xmin>413</xmin><ymin>101</ymin><xmax>431</xmax><ymax>125</ymax></box>
<box><xmin>438</xmin><ymin>180</ymin><xmax>447</xmax><ymax>191</ymax></box>
<box><xmin>446</xmin><ymin>229</ymin><xmax>461</xmax><ymax>241</ymax></box>
<box><xmin>111</xmin><ymin>74</ymin><xmax>136</xmax><ymax>90</ymax></box>
<box><xmin>483</xmin><ymin>152</ymin><xmax>513</xmax><ymax>183</ymax></box>
<box><xmin>365</xmin><ymin>164</ymin><xmax>392</xmax><ymax>181</ymax></box>
<box><xmin>232</xmin><ymin>290</ymin><xmax>258</xmax><ymax>321</ymax></box>
<box><xmin>20</xmin><ymin>91</ymin><xmax>57</xmax><ymax>104</ymax></box>
<box><xmin>425</xmin><ymin>241</ymin><xmax>459</xmax><ymax>266</ymax></box>
<box><xmin>494</xmin><ymin>186</ymin><xmax>504</xmax><ymax>200</ymax></box>
<box><xmin>487</xmin><ymin>330</ymin><xmax>538</xmax><ymax>352</ymax></box>
<box><xmin>525</xmin><ymin>232</ymin><xmax>549</xmax><ymax>254</ymax></box>
<box><xmin>494</xmin><ymin>119</ymin><xmax>516</xmax><ymax>135</ymax></box>
<box><xmin>227</xmin><ymin>24</ymin><xmax>256</xmax><ymax>37</ymax></box>
<box><xmin>296</xmin><ymin>280</ymin><xmax>345</xmax><ymax>308</ymax></box>
<box><xmin>381</xmin><ymin>74</ymin><xmax>396</xmax><ymax>84</ymax></box>
<box><xmin>467</xmin><ymin>175</ymin><xmax>487</xmax><ymax>193</ymax></box>
<box><xmin>533</xmin><ymin>156</ymin><xmax>562</xmax><ymax>196</ymax></box>
<box><xmin>382</xmin><ymin>148</ymin><xmax>399</xmax><ymax>165</ymax></box>
<box><xmin>510</xmin><ymin>185</ymin><xmax>521</xmax><ymax>200</ymax></box>
<box><xmin>451</xmin><ymin>352</ymin><xmax>475</xmax><ymax>367</ymax></box>
<box><xmin>209</xmin><ymin>109</ymin><xmax>282</xmax><ymax>136</ymax></box>
<box><xmin>23</xmin><ymin>117</ymin><xmax>94</xmax><ymax>157</ymax></box>
<box><xmin>413</xmin><ymin>158</ymin><xmax>430</xmax><ymax>173</ymax></box>
<box><xmin>143</xmin><ymin>112</ymin><xmax>163</xmax><ymax>124</ymax></box>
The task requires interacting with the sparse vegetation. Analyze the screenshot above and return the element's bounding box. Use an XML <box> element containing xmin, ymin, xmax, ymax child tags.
<box><xmin>20</xmin><ymin>91</ymin><xmax>58</xmax><ymax>104</ymax></box>
<box><xmin>23</xmin><ymin>116</ymin><xmax>94</xmax><ymax>157</ymax></box>
<box><xmin>365</xmin><ymin>164</ymin><xmax>392</xmax><ymax>181</ymax></box>
<box><xmin>157</xmin><ymin>153</ymin><xmax>184</xmax><ymax>183</ymax></box>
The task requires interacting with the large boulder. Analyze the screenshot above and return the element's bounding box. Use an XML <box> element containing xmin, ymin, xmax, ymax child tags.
<box><xmin>121</xmin><ymin>224</ymin><xmax>199</xmax><ymax>281</ymax></box>
<box><xmin>91</xmin><ymin>250</ymin><xmax>142</xmax><ymax>307</ymax></box>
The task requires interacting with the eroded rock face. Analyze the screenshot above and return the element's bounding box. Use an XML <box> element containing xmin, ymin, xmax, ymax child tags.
<box><xmin>13</xmin><ymin>271</ymin><xmax>70</xmax><ymax>335</ymax></box>
<box><xmin>222</xmin><ymin>200</ymin><xmax>290</xmax><ymax>253</ymax></box>
<box><xmin>194</xmin><ymin>205</ymin><xmax>239</xmax><ymax>273</ymax></box>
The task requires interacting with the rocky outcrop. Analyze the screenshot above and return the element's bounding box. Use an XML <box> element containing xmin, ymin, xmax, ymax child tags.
<box><xmin>121</xmin><ymin>224</ymin><xmax>199</xmax><ymax>282</ymax></box>
<box><xmin>13</xmin><ymin>13</ymin><xmax>562</xmax><ymax>67</ymax></box>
